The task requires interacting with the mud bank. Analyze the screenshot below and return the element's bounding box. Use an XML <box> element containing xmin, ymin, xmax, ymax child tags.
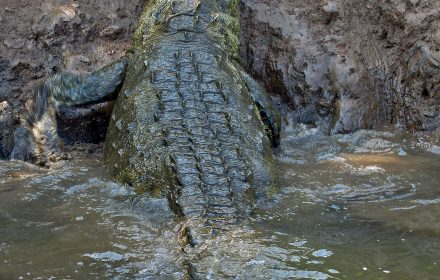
<box><xmin>1</xmin><ymin>0</ymin><xmax>439</xmax><ymax>160</ymax></box>
<box><xmin>0</xmin><ymin>0</ymin><xmax>146</xmax><ymax>157</ymax></box>
<box><xmin>240</xmin><ymin>0</ymin><xmax>440</xmax><ymax>135</ymax></box>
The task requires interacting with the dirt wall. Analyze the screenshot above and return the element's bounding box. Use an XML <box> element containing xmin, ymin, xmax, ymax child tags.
<box><xmin>240</xmin><ymin>0</ymin><xmax>440</xmax><ymax>135</ymax></box>
<box><xmin>0</xmin><ymin>0</ymin><xmax>146</xmax><ymax>157</ymax></box>
<box><xmin>1</xmin><ymin>0</ymin><xmax>439</xmax><ymax>160</ymax></box>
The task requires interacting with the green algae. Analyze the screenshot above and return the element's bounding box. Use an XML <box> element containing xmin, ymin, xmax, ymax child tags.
<box><xmin>103</xmin><ymin>0</ymin><xmax>281</xmax><ymax>209</ymax></box>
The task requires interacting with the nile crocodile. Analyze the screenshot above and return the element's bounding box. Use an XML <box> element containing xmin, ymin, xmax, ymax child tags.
<box><xmin>9</xmin><ymin>0</ymin><xmax>281</xmax><ymax>244</ymax></box>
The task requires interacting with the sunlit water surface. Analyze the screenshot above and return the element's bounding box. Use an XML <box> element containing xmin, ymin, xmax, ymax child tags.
<box><xmin>0</xmin><ymin>126</ymin><xmax>439</xmax><ymax>279</ymax></box>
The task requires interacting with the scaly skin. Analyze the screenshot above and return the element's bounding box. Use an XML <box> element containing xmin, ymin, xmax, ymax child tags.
<box><xmin>7</xmin><ymin>0</ymin><xmax>280</xmax><ymax>257</ymax></box>
<box><xmin>3</xmin><ymin>0</ymin><xmax>281</xmax><ymax>276</ymax></box>
<box><xmin>103</xmin><ymin>0</ymin><xmax>280</xmax><ymax>238</ymax></box>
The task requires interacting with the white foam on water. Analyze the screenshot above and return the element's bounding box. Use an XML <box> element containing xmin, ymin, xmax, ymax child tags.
<box><xmin>312</xmin><ymin>249</ymin><xmax>333</xmax><ymax>258</ymax></box>
<box><xmin>83</xmin><ymin>251</ymin><xmax>125</xmax><ymax>262</ymax></box>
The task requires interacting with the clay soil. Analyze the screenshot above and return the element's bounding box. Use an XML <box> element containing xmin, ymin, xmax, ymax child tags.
<box><xmin>0</xmin><ymin>0</ymin><xmax>146</xmax><ymax>155</ymax></box>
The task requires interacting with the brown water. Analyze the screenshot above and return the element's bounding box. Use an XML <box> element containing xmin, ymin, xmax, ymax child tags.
<box><xmin>0</xmin><ymin>126</ymin><xmax>439</xmax><ymax>279</ymax></box>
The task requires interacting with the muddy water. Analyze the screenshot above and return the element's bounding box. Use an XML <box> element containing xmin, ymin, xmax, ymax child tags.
<box><xmin>0</xmin><ymin>126</ymin><xmax>439</xmax><ymax>279</ymax></box>
<box><xmin>256</xmin><ymin>125</ymin><xmax>440</xmax><ymax>279</ymax></box>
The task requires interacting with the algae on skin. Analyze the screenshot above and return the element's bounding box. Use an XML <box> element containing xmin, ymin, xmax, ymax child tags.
<box><xmin>103</xmin><ymin>0</ymin><xmax>280</xmax><ymax>206</ymax></box>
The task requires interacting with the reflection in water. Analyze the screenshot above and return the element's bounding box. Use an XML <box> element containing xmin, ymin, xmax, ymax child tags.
<box><xmin>0</xmin><ymin>125</ymin><xmax>439</xmax><ymax>279</ymax></box>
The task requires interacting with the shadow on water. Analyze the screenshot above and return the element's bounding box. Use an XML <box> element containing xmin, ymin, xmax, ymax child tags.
<box><xmin>0</xmin><ymin>124</ymin><xmax>439</xmax><ymax>279</ymax></box>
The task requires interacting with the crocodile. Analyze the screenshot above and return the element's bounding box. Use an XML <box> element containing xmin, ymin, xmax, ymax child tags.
<box><xmin>8</xmin><ymin>0</ymin><xmax>280</xmax><ymax>251</ymax></box>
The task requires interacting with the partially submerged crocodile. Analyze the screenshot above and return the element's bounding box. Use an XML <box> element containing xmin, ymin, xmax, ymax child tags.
<box><xmin>10</xmin><ymin>0</ymin><xmax>280</xmax><ymax>249</ymax></box>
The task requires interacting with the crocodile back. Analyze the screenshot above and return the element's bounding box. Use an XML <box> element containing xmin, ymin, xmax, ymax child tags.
<box><xmin>104</xmin><ymin>0</ymin><xmax>278</xmax><ymax>230</ymax></box>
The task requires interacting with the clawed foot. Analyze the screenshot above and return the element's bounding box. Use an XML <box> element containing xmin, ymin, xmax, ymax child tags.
<box><xmin>9</xmin><ymin>122</ymin><xmax>72</xmax><ymax>168</ymax></box>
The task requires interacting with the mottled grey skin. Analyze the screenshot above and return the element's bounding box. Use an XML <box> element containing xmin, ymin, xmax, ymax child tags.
<box><xmin>8</xmin><ymin>0</ymin><xmax>281</xmax><ymax>245</ymax></box>
<box><xmin>104</xmin><ymin>0</ymin><xmax>280</xmax><ymax>241</ymax></box>
<box><xmin>5</xmin><ymin>60</ymin><xmax>127</xmax><ymax>166</ymax></box>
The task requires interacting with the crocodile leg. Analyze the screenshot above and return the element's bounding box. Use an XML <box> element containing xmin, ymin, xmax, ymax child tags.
<box><xmin>241</xmin><ymin>71</ymin><xmax>281</xmax><ymax>147</ymax></box>
<box><xmin>47</xmin><ymin>58</ymin><xmax>128</xmax><ymax>107</ymax></box>
<box><xmin>10</xmin><ymin>58</ymin><xmax>128</xmax><ymax>166</ymax></box>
